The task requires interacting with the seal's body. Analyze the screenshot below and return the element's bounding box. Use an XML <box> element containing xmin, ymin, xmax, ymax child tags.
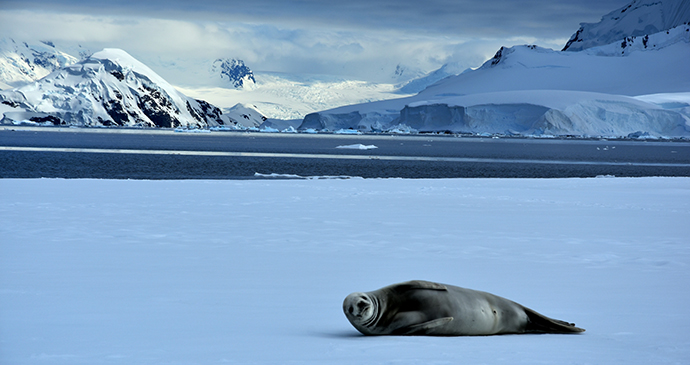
<box><xmin>343</xmin><ymin>280</ymin><xmax>585</xmax><ymax>336</ymax></box>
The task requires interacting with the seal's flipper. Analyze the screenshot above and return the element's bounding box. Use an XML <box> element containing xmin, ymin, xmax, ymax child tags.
<box><xmin>522</xmin><ymin>307</ymin><xmax>585</xmax><ymax>333</ymax></box>
<box><xmin>396</xmin><ymin>317</ymin><xmax>454</xmax><ymax>335</ymax></box>
<box><xmin>394</xmin><ymin>280</ymin><xmax>448</xmax><ymax>292</ymax></box>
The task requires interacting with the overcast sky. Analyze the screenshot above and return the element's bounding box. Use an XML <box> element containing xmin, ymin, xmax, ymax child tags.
<box><xmin>0</xmin><ymin>0</ymin><xmax>627</xmax><ymax>84</ymax></box>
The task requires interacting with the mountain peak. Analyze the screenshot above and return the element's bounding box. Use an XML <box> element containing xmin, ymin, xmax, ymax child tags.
<box><xmin>0</xmin><ymin>38</ymin><xmax>78</xmax><ymax>87</ymax></box>
<box><xmin>210</xmin><ymin>58</ymin><xmax>255</xmax><ymax>89</ymax></box>
<box><xmin>562</xmin><ymin>0</ymin><xmax>690</xmax><ymax>51</ymax></box>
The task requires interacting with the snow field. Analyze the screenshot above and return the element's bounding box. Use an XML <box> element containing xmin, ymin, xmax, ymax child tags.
<box><xmin>1</xmin><ymin>177</ymin><xmax>689</xmax><ymax>364</ymax></box>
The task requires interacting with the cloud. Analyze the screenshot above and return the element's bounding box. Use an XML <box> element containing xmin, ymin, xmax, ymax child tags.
<box><xmin>3</xmin><ymin>0</ymin><xmax>625</xmax><ymax>37</ymax></box>
<box><xmin>0</xmin><ymin>0</ymin><xmax>626</xmax><ymax>84</ymax></box>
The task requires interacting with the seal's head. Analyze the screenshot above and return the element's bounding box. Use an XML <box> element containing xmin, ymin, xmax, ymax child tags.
<box><xmin>343</xmin><ymin>292</ymin><xmax>377</xmax><ymax>329</ymax></box>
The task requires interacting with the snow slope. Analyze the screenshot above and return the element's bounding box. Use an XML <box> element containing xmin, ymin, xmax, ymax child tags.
<box><xmin>427</xmin><ymin>24</ymin><xmax>690</xmax><ymax>97</ymax></box>
<box><xmin>0</xmin><ymin>49</ymin><xmax>240</xmax><ymax>128</ymax></box>
<box><xmin>397</xmin><ymin>62</ymin><xmax>472</xmax><ymax>95</ymax></box>
<box><xmin>0</xmin><ymin>38</ymin><xmax>78</xmax><ymax>88</ymax></box>
<box><xmin>223</xmin><ymin>102</ymin><xmax>268</xmax><ymax>128</ymax></box>
<box><xmin>1</xmin><ymin>177</ymin><xmax>689</xmax><ymax>364</ymax></box>
<box><xmin>563</xmin><ymin>0</ymin><xmax>690</xmax><ymax>51</ymax></box>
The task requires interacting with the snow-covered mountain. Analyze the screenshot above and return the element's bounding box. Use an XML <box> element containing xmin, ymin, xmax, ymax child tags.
<box><xmin>297</xmin><ymin>0</ymin><xmax>690</xmax><ymax>138</ymax></box>
<box><xmin>223</xmin><ymin>103</ymin><xmax>267</xmax><ymax>128</ymax></box>
<box><xmin>391</xmin><ymin>64</ymin><xmax>426</xmax><ymax>84</ymax></box>
<box><xmin>210</xmin><ymin>58</ymin><xmax>256</xmax><ymax>89</ymax></box>
<box><xmin>0</xmin><ymin>49</ymin><xmax>239</xmax><ymax>128</ymax></box>
<box><xmin>0</xmin><ymin>38</ymin><xmax>79</xmax><ymax>88</ymax></box>
<box><xmin>397</xmin><ymin>62</ymin><xmax>472</xmax><ymax>95</ymax></box>
<box><xmin>423</xmin><ymin>25</ymin><xmax>690</xmax><ymax>97</ymax></box>
<box><xmin>563</xmin><ymin>0</ymin><xmax>690</xmax><ymax>51</ymax></box>
<box><xmin>0</xmin><ymin>37</ymin><xmax>442</xmax><ymax>122</ymax></box>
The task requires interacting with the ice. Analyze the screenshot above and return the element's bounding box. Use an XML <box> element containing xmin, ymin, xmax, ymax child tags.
<box><xmin>333</xmin><ymin>128</ymin><xmax>362</xmax><ymax>134</ymax></box>
<box><xmin>1</xmin><ymin>177</ymin><xmax>689</xmax><ymax>364</ymax></box>
<box><xmin>335</xmin><ymin>144</ymin><xmax>378</xmax><ymax>150</ymax></box>
<box><xmin>173</xmin><ymin>128</ymin><xmax>211</xmax><ymax>133</ymax></box>
<box><xmin>259</xmin><ymin>125</ymin><xmax>279</xmax><ymax>133</ymax></box>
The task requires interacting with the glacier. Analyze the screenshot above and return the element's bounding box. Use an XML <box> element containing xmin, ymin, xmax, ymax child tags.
<box><xmin>298</xmin><ymin>90</ymin><xmax>690</xmax><ymax>137</ymax></box>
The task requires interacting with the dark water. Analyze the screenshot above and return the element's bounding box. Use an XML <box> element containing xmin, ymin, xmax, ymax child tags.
<box><xmin>1</xmin><ymin>128</ymin><xmax>689</xmax><ymax>179</ymax></box>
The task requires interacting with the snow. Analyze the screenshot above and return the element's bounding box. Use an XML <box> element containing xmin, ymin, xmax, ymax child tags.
<box><xmin>0</xmin><ymin>38</ymin><xmax>78</xmax><ymax>87</ymax></box>
<box><xmin>1</xmin><ymin>177</ymin><xmax>689</xmax><ymax>364</ymax></box>
<box><xmin>223</xmin><ymin>103</ymin><xmax>268</xmax><ymax>129</ymax></box>
<box><xmin>562</xmin><ymin>0</ymin><xmax>690</xmax><ymax>51</ymax></box>
<box><xmin>176</xmin><ymin>72</ymin><xmax>409</xmax><ymax>121</ymax></box>
<box><xmin>426</xmin><ymin>28</ymin><xmax>690</xmax><ymax>98</ymax></box>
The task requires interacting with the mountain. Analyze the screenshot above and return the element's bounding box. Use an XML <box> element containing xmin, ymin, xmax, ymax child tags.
<box><xmin>0</xmin><ymin>38</ymin><xmax>79</xmax><ymax>88</ymax></box>
<box><xmin>177</xmin><ymin>72</ymin><xmax>405</xmax><ymax>121</ymax></box>
<box><xmin>391</xmin><ymin>64</ymin><xmax>426</xmax><ymax>83</ymax></box>
<box><xmin>563</xmin><ymin>0</ymin><xmax>690</xmax><ymax>51</ymax></box>
<box><xmin>0</xmin><ymin>49</ymin><xmax>239</xmax><ymax>129</ymax></box>
<box><xmin>210</xmin><ymin>58</ymin><xmax>256</xmax><ymax>89</ymax></box>
<box><xmin>423</xmin><ymin>24</ymin><xmax>690</xmax><ymax>97</ymax></box>
<box><xmin>297</xmin><ymin>20</ymin><xmax>690</xmax><ymax>137</ymax></box>
<box><xmin>397</xmin><ymin>62</ymin><xmax>472</xmax><ymax>94</ymax></box>
<box><xmin>223</xmin><ymin>103</ymin><xmax>267</xmax><ymax>128</ymax></box>
<box><xmin>0</xmin><ymin>39</ymin><xmax>435</xmax><ymax>122</ymax></box>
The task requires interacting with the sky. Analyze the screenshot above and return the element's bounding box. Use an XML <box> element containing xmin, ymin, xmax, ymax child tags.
<box><xmin>0</xmin><ymin>0</ymin><xmax>627</xmax><ymax>85</ymax></box>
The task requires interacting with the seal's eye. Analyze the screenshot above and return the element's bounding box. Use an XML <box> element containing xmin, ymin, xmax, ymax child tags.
<box><xmin>357</xmin><ymin>302</ymin><xmax>367</xmax><ymax>310</ymax></box>
<box><xmin>348</xmin><ymin>306</ymin><xmax>354</xmax><ymax>314</ymax></box>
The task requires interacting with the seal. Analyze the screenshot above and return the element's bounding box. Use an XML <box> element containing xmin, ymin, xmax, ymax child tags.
<box><xmin>343</xmin><ymin>280</ymin><xmax>585</xmax><ymax>336</ymax></box>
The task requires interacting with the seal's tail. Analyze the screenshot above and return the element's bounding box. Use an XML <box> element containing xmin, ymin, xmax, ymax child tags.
<box><xmin>522</xmin><ymin>306</ymin><xmax>586</xmax><ymax>333</ymax></box>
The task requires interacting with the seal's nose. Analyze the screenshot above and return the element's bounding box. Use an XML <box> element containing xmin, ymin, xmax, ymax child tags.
<box><xmin>343</xmin><ymin>292</ymin><xmax>369</xmax><ymax>318</ymax></box>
